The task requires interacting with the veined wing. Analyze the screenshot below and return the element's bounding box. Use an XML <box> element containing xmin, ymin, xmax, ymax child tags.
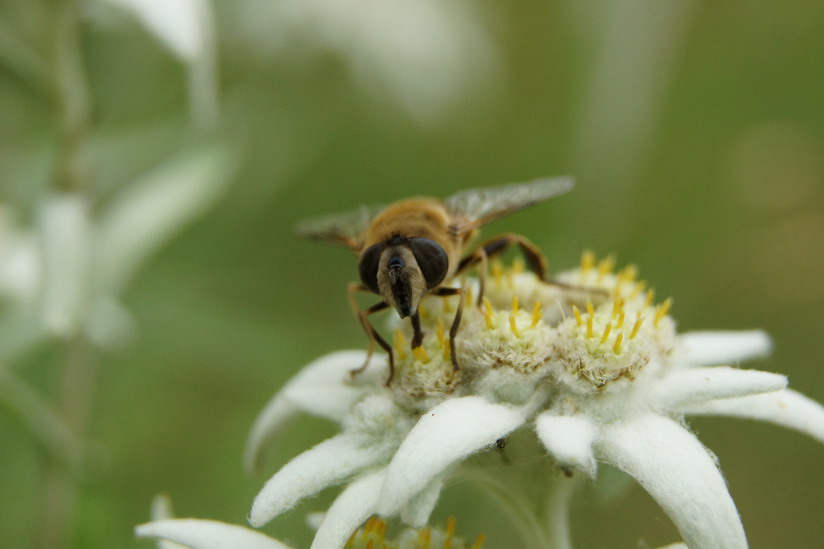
<box><xmin>295</xmin><ymin>203</ymin><xmax>384</xmax><ymax>251</ymax></box>
<box><xmin>444</xmin><ymin>176</ymin><xmax>574</xmax><ymax>235</ymax></box>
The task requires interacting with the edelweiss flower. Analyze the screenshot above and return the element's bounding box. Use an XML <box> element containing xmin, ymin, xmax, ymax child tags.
<box><xmin>246</xmin><ymin>254</ymin><xmax>824</xmax><ymax>549</ymax></box>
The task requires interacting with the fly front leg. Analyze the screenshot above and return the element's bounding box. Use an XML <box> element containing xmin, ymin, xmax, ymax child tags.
<box><xmin>457</xmin><ymin>233</ymin><xmax>549</xmax><ymax>305</ymax></box>
<box><xmin>432</xmin><ymin>286</ymin><xmax>465</xmax><ymax>372</ymax></box>
<box><xmin>347</xmin><ymin>282</ymin><xmax>395</xmax><ymax>385</ymax></box>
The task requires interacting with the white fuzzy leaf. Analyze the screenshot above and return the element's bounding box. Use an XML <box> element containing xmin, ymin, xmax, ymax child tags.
<box><xmin>105</xmin><ymin>0</ymin><xmax>208</xmax><ymax>62</ymax></box>
<box><xmin>310</xmin><ymin>469</ymin><xmax>385</xmax><ymax>549</ymax></box>
<box><xmin>596</xmin><ymin>414</ymin><xmax>746</xmax><ymax>549</ymax></box>
<box><xmin>399</xmin><ymin>476</ymin><xmax>445</xmax><ymax>527</ymax></box>
<box><xmin>378</xmin><ymin>396</ymin><xmax>526</xmax><ymax>515</ymax></box>
<box><xmin>243</xmin><ymin>350</ymin><xmax>377</xmax><ymax>474</ymax></box>
<box><xmin>679</xmin><ymin>330</ymin><xmax>772</xmax><ymax>366</ymax></box>
<box><xmin>534</xmin><ymin>412</ymin><xmax>597</xmax><ymax>478</ymax></box>
<box><xmin>149</xmin><ymin>495</ymin><xmax>187</xmax><ymax>549</ymax></box>
<box><xmin>683</xmin><ymin>388</ymin><xmax>824</xmax><ymax>444</ymax></box>
<box><xmin>249</xmin><ymin>434</ymin><xmax>388</xmax><ymax>527</ymax></box>
<box><xmin>38</xmin><ymin>192</ymin><xmax>92</xmax><ymax>337</ymax></box>
<box><xmin>135</xmin><ymin>519</ymin><xmax>291</xmax><ymax>549</ymax></box>
<box><xmin>650</xmin><ymin>367</ymin><xmax>787</xmax><ymax>412</ymax></box>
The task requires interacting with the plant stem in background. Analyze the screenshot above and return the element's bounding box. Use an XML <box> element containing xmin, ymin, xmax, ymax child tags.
<box><xmin>38</xmin><ymin>2</ymin><xmax>97</xmax><ymax>548</ymax></box>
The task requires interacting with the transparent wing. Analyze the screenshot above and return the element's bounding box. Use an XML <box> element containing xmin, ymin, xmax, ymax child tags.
<box><xmin>295</xmin><ymin>203</ymin><xmax>384</xmax><ymax>251</ymax></box>
<box><xmin>444</xmin><ymin>176</ymin><xmax>575</xmax><ymax>234</ymax></box>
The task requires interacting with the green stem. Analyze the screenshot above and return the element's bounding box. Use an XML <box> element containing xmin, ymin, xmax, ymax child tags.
<box><xmin>458</xmin><ymin>468</ymin><xmax>552</xmax><ymax>549</ymax></box>
<box><xmin>38</xmin><ymin>3</ymin><xmax>97</xmax><ymax>548</ymax></box>
<box><xmin>52</xmin><ymin>0</ymin><xmax>92</xmax><ymax>192</ymax></box>
<box><xmin>545</xmin><ymin>475</ymin><xmax>578</xmax><ymax>549</ymax></box>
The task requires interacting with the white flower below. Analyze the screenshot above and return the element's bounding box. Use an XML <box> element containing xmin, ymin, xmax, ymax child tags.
<box><xmin>246</xmin><ymin>254</ymin><xmax>824</xmax><ymax>549</ymax></box>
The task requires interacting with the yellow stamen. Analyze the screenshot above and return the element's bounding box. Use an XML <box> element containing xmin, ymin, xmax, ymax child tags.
<box><xmin>419</xmin><ymin>302</ymin><xmax>429</xmax><ymax>319</ymax></box>
<box><xmin>446</xmin><ymin>516</ymin><xmax>457</xmax><ymax>538</ymax></box>
<box><xmin>412</xmin><ymin>346</ymin><xmax>430</xmax><ymax>364</ymax></box>
<box><xmin>362</xmin><ymin>517</ymin><xmax>376</xmax><ymax>538</ymax></box>
<box><xmin>613</xmin><ymin>331</ymin><xmax>624</xmax><ymax>354</ymax></box>
<box><xmin>465</xmin><ymin>286</ymin><xmax>474</xmax><ymax>307</ymax></box>
<box><xmin>530</xmin><ymin>301</ymin><xmax>542</xmax><ymax>328</ymax></box>
<box><xmin>572</xmin><ymin>305</ymin><xmax>582</xmax><ymax>327</ymax></box>
<box><xmin>581</xmin><ymin>250</ymin><xmax>596</xmax><ymax>272</ymax></box>
<box><xmin>436</xmin><ymin>317</ymin><xmax>446</xmax><ymax>348</ymax></box>
<box><xmin>615</xmin><ymin>311</ymin><xmax>625</xmax><ymax>330</ymax></box>
<box><xmin>441</xmin><ymin>294</ymin><xmax>452</xmax><ymax>313</ymax></box>
<box><xmin>482</xmin><ymin>297</ymin><xmax>495</xmax><ymax>330</ymax></box>
<box><xmin>629</xmin><ymin>315</ymin><xmax>644</xmax><ymax>340</ymax></box>
<box><xmin>618</xmin><ymin>264</ymin><xmax>638</xmax><ymax>283</ymax></box>
<box><xmin>509</xmin><ymin>313</ymin><xmax>522</xmax><ymax>338</ymax></box>
<box><xmin>472</xmin><ymin>533</ymin><xmax>487</xmax><ymax>549</ymax></box>
<box><xmin>599</xmin><ymin>322</ymin><xmax>612</xmax><ymax>344</ymax></box>
<box><xmin>645</xmin><ymin>288</ymin><xmax>656</xmax><ymax>307</ymax></box>
<box><xmin>442</xmin><ymin>339</ymin><xmax>451</xmax><ymax>362</ymax></box>
<box><xmin>612</xmin><ymin>297</ymin><xmax>625</xmax><ymax>318</ymax></box>
<box><xmin>365</xmin><ymin>540</ymin><xmax>374</xmax><ymax>549</ymax></box>
<box><xmin>586</xmin><ymin>301</ymin><xmax>594</xmax><ymax>338</ymax></box>
<box><xmin>375</xmin><ymin>518</ymin><xmax>387</xmax><ymax>542</ymax></box>
<box><xmin>597</xmin><ymin>255</ymin><xmax>616</xmax><ymax>282</ymax></box>
<box><xmin>393</xmin><ymin>330</ymin><xmax>407</xmax><ymax>360</ymax></box>
<box><xmin>420</xmin><ymin>527</ymin><xmax>431</xmax><ymax>549</ymax></box>
<box><xmin>512</xmin><ymin>256</ymin><xmax>525</xmax><ymax>273</ymax></box>
<box><xmin>491</xmin><ymin>260</ymin><xmax>503</xmax><ymax>286</ymax></box>
<box><xmin>654</xmin><ymin>297</ymin><xmax>673</xmax><ymax>327</ymax></box>
<box><xmin>506</xmin><ymin>270</ymin><xmax>514</xmax><ymax>289</ymax></box>
<box><xmin>630</xmin><ymin>280</ymin><xmax>646</xmax><ymax>299</ymax></box>
<box><xmin>511</xmin><ymin>296</ymin><xmax>520</xmax><ymax>314</ymax></box>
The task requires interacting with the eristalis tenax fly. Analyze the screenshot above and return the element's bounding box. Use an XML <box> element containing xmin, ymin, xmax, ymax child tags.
<box><xmin>297</xmin><ymin>177</ymin><xmax>574</xmax><ymax>384</ymax></box>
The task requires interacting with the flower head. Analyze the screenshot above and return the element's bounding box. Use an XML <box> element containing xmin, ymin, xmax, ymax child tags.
<box><xmin>247</xmin><ymin>253</ymin><xmax>824</xmax><ymax>549</ymax></box>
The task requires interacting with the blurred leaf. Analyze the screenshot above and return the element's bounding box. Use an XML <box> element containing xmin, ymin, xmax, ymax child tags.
<box><xmin>0</xmin><ymin>368</ymin><xmax>83</xmax><ymax>470</ymax></box>
<box><xmin>95</xmin><ymin>143</ymin><xmax>237</xmax><ymax>294</ymax></box>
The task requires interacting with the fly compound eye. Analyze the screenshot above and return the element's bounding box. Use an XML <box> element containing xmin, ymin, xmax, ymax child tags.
<box><xmin>408</xmin><ymin>238</ymin><xmax>448</xmax><ymax>289</ymax></box>
<box><xmin>358</xmin><ymin>243</ymin><xmax>384</xmax><ymax>294</ymax></box>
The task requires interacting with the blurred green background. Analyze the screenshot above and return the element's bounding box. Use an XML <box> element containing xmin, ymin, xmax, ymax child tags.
<box><xmin>1</xmin><ymin>0</ymin><xmax>822</xmax><ymax>548</ymax></box>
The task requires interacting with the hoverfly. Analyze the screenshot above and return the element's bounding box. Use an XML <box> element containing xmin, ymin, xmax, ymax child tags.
<box><xmin>297</xmin><ymin>177</ymin><xmax>574</xmax><ymax>384</ymax></box>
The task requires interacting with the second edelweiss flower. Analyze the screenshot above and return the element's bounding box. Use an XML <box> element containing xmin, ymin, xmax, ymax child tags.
<box><xmin>246</xmin><ymin>255</ymin><xmax>824</xmax><ymax>549</ymax></box>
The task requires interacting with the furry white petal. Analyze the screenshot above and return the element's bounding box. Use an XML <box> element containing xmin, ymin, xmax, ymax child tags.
<box><xmin>149</xmin><ymin>495</ymin><xmax>186</xmax><ymax>549</ymax></box>
<box><xmin>679</xmin><ymin>330</ymin><xmax>772</xmax><ymax>366</ymax></box>
<box><xmin>249</xmin><ymin>434</ymin><xmax>388</xmax><ymax>527</ymax></box>
<box><xmin>135</xmin><ymin>519</ymin><xmax>291</xmax><ymax>549</ymax></box>
<box><xmin>400</xmin><ymin>476</ymin><xmax>445</xmax><ymax>527</ymax></box>
<box><xmin>378</xmin><ymin>396</ymin><xmax>526</xmax><ymax>515</ymax></box>
<box><xmin>596</xmin><ymin>415</ymin><xmax>746</xmax><ymax>549</ymax></box>
<box><xmin>683</xmin><ymin>388</ymin><xmax>824</xmax><ymax>444</ymax></box>
<box><xmin>244</xmin><ymin>351</ymin><xmax>375</xmax><ymax>473</ymax></box>
<box><xmin>650</xmin><ymin>367</ymin><xmax>787</xmax><ymax>411</ymax></box>
<box><xmin>311</xmin><ymin>469</ymin><xmax>385</xmax><ymax>549</ymax></box>
<box><xmin>534</xmin><ymin>413</ymin><xmax>597</xmax><ymax>478</ymax></box>
<box><xmin>244</xmin><ymin>396</ymin><xmax>300</xmax><ymax>475</ymax></box>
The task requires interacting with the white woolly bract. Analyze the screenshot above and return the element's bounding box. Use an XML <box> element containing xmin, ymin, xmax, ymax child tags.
<box><xmin>595</xmin><ymin>415</ymin><xmax>747</xmax><ymax>549</ymax></box>
<box><xmin>650</xmin><ymin>366</ymin><xmax>787</xmax><ymax>411</ymax></box>
<box><xmin>378</xmin><ymin>396</ymin><xmax>527</xmax><ymax>515</ymax></box>
<box><xmin>311</xmin><ymin>469</ymin><xmax>385</xmax><ymax>549</ymax></box>
<box><xmin>535</xmin><ymin>413</ymin><xmax>597</xmax><ymax>477</ymax></box>
<box><xmin>136</xmin><ymin>519</ymin><xmax>291</xmax><ymax>549</ymax></box>
<box><xmin>683</xmin><ymin>388</ymin><xmax>824</xmax><ymax>444</ymax></box>
<box><xmin>399</xmin><ymin>476</ymin><xmax>446</xmax><ymax>527</ymax></box>
<box><xmin>244</xmin><ymin>350</ymin><xmax>380</xmax><ymax>473</ymax></box>
<box><xmin>679</xmin><ymin>330</ymin><xmax>772</xmax><ymax>366</ymax></box>
<box><xmin>249</xmin><ymin>434</ymin><xmax>392</xmax><ymax>527</ymax></box>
